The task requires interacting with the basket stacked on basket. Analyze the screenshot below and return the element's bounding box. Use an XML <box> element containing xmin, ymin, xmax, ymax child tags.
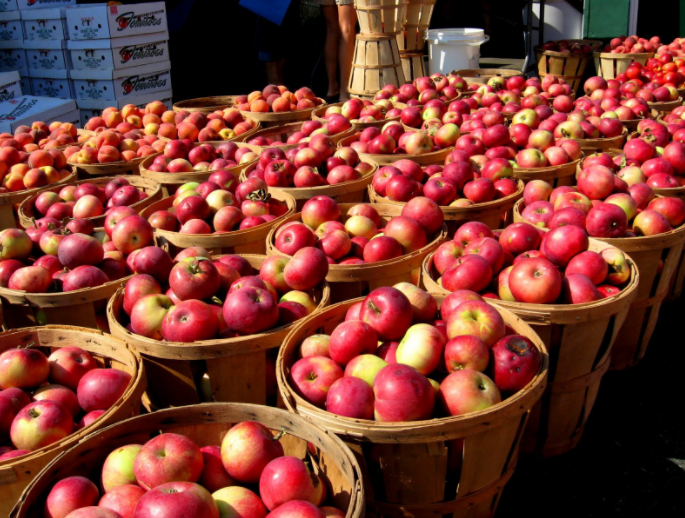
<box><xmin>396</xmin><ymin>0</ymin><xmax>436</xmax><ymax>80</ymax></box>
<box><xmin>349</xmin><ymin>0</ymin><xmax>407</xmax><ymax>99</ymax></box>
<box><xmin>535</xmin><ymin>39</ymin><xmax>603</xmax><ymax>92</ymax></box>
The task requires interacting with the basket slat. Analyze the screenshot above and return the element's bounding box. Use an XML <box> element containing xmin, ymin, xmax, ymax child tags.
<box><xmin>593</xmin><ymin>51</ymin><xmax>653</xmax><ymax>80</ymax></box>
<box><xmin>349</xmin><ymin>35</ymin><xmax>405</xmax><ymax>99</ymax></box>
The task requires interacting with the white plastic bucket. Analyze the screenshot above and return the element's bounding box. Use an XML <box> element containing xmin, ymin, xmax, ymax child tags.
<box><xmin>426</xmin><ymin>28</ymin><xmax>490</xmax><ymax>74</ymax></box>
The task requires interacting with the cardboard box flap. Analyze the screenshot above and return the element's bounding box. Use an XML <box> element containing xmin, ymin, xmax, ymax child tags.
<box><xmin>0</xmin><ymin>40</ymin><xmax>23</xmax><ymax>49</ymax></box>
<box><xmin>70</xmin><ymin>59</ymin><xmax>170</xmax><ymax>80</ymax></box>
<box><xmin>0</xmin><ymin>10</ymin><xmax>20</xmax><ymax>20</ymax></box>
<box><xmin>67</xmin><ymin>30</ymin><xmax>169</xmax><ymax>50</ymax></box>
<box><xmin>0</xmin><ymin>95</ymin><xmax>76</xmax><ymax>132</ymax></box>
<box><xmin>23</xmin><ymin>39</ymin><xmax>68</xmax><ymax>50</ymax></box>
<box><xmin>18</xmin><ymin>7</ymin><xmax>62</xmax><ymax>19</ymax></box>
<box><xmin>27</xmin><ymin>67</ymin><xmax>69</xmax><ymax>79</ymax></box>
<box><xmin>77</xmin><ymin>88</ymin><xmax>172</xmax><ymax>110</ymax></box>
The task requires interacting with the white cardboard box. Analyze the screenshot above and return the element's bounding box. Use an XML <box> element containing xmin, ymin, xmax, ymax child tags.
<box><xmin>0</xmin><ymin>95</ymin><xmax>76</xmax><ymax>132</ymax></box>
<box><xmin>28</xmin><ymin>67</ymin><xmax>72</xmax><ymax>98</ymax></box>
<box><xmin>70</xmin><ymin>59</ymin><xmax>170</xmax><ymax>101</ymax></box>
<box><xmin>22</xmin><ymin>7</ymin><xmax>67</xmax><ymax>40</ymax></box>
<box><xmin>0</xmin><ymin>70</ymin><xmax>21</xmax><ymax>101</ymax></box>
<box><xmin>24</xmin><ymin>39</ymin><xmax>71</xmax><ymax>69</ymax></box>
<box><xmin>69</xmin><ymin>31</ymin><xmax>169</xmax><ymax>71</ymax></box>
<box><xmin>19</xmin><ymin>0</ymin><xmax>76</xmax><ymax>10</ymax></box>
<box><xmin>66</xmin><ymin>2</ymin><xmax>167</xmax><ymax>41</ymax></box>
<box><xmin>0</xmin><ymin>0</ymin><xmax>18</xmax><ymax>13</ymax></box>
<box><xmin>0</xmin><ymin>10</ymin><xmax>22</xmax><ymax>40</ymax></box>
<box><xmin>78</xmin><ymin>88</ymin><xmax>172</xmax><ymax>126</ymax></box>
<box><xmin>18</xmin><ymin>66</ymin><xmax>29</xmax><ymax>94</ymax></box>
<box><xmin>0</xmin><ymin>39</ymin><xmax>25</xmax><ymax>70</ymax></box>
<box><xmin>52</xmin><ymin>107</ymin><xmax>79</xmax><ymax>125</ymax></box>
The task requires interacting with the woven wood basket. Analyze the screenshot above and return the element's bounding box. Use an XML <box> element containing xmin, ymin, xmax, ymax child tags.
<box><xmin>107</xmin><ymin>254</ymin><xmax>329</xmax><ymax>409</ymax></box>
<box><xmin>11</xmin><ymin>404</ymin><xmax>364</xmax><ymax>518</ymax></box>
<box><xmin>349</xmin><ymin>34</ymin><xmax>405</xmax><ymax>100</ymax></box>
<box><xmin>0</xmin><ymin>326</ymin><xmax>145</xmax><ymax>517</ymax></box>
<box><xmin>172</xmin><ymin>95</ymin><xmax>235</xmax><ymax>113</ymax></box>
<box><xmin>337</xmin><ymin>133</ymin><xmax>452</xmax><ymax>166</ymax></box>
<box><xmin>422</xmin><ymin>236</ymin><xmax>639</xmax><ymax>457</ymax></box>
<box><xmin>593</xmin><ymin>51</ymin><xmax>653</xmax><ymax>80</ymax></box>
<box><xmin>534</xmin><ymin>40</ymin><xmax>603</xmax><ymax>92</ymax></box>
<box><xmin>278</xmin><ymin>296</ymin><xmax>548</xmax><ymax>518</ymax></box>
<box><xmin>397</xmin><ymin>0</ymin><xmax>436</xmax><ymax>51</ymax></box>
<box><xmin>400</xmin><ymin>51</ymin><xmax>427</xmax><ymax>82</ymax></box>
<box><xmin>355</xmin><ymin>0</ymin><xmax>406</xmax><ymax>35</ymax></box>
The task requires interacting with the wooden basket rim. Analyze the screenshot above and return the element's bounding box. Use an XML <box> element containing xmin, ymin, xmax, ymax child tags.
<box><xmin>17</xmin><ymin>174</ymin><xmax>162</xmax><ymax>229</ymax></box>
<box><xmin>172</xmin><ymin>95</ymin><xmax>236</xmax><ymax>113</ymax></box>
<box><xmin>0</xmin><ymin>325</ymin><xmax>144</xmax><ymax>469</ymax></box>
<box><xmin>240</xmin><ymin>159</ymin><xmax>379</xmax><ymax>201</ymax></box>
<box><xmin>239</xmin><ymin>99</ymin><xmax>327</xmax><ymax>123</ymax></box>
<box><xmin>276</xmin><ymin>296</ymin><xmax>548</xmax><ymax>443</ymax></box>
<box><xmin>0</xmin><ymin>274</ymin><xmax>131</xmax><ymax>307</ymax></box>
<box><xmin>107</xmin><ymin>254</ymin><xmax>330</xmax><ymax>359</ymax></box>
<box><xmin>337</xmin><ymin>133</ymin><xmax>453</xmax><ymax>165</ymax></box>
<box><xmin>67</xmin><ymin>152</ymin><xmax>154</xmax><ymax>173</ymax></box>
<box><xmin>11</xmin><ymin>403</ymin><xmax>364</xmax><ymax>518</ymax></box>
<box><xmin>138</xmin><ymin>188</ymin><xmax>296</xmax><ymax>245</ymax></box>
<box><xmin>0</xmin><ymin>169</ymin><xmax>77</xmax><ymax>206</ymax></box>
<box><xmin>593</xmin><ymin>51</ymin><xmax>654</xmax><ymax>59</ymax></box>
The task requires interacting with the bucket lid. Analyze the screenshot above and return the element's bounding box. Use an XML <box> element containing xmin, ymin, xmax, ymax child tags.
<box><xmin>426</xmin><ymin>28</ymin><xmax>486</xmax><ymax>43</ymax></box>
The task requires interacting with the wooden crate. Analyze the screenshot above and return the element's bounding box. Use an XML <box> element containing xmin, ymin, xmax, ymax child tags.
<box><xmin>107</xmin><ymin>254</ymin><xmax>329</xmax><ymax>409</ymax></box>
<box><xmin>11</xmin><ymin>404</ymin><xmax>363</xmax><ymax>518</ymax></box>
<box><xmin>139</xmin><ymin>142</ymin><xmax>259</xmax><ymax>197</ymax></box>
<box><xmin>0</xmin><ymin>326</ymin><xmax>145</xmax><ymax>517</ymax></box>
<box><xmin>17</xmin><ymin>175</ymin><xmax>162</xmax><ymax>230</ymax></box>
<box><xmin>397</xmin><ymin>0</ymin><xmax>436</xmax><ymax>51</ymax></box>
<box><xmin>239</xmin><ymin>98</ymin><xmax>327</xmax><ymax>129</ymax></box>
<box><xmin>243</xmin><ymin>121</ymin><xmax>356</xmax><ymax>149</ymax></box>
<box><xmin>593</xmin><ymin>51</ymin><xmax>653</xmax><ymax>80</ymax></box>
<box><xmin>513</xmin><ymin>199</ymin><xmax>685</xmax><ymax>370</ymax></box>
<box><xmin>422</xmin><ymin>238</ymin><xmax>639</xmax><ymax>457</ymax></box>
<box><xmin>534</xmin><ymin>40</ymin><xmax>603</xmax><ymax>92</ymax></box>
<box><xmin>400</xmin><ymin>51</ymin><xmax>427</xmax><ymax>82</ymax></box>
<box><xmin>173</xmin><ymin>95</ymin><xmax>235</xmax><ymax>113</ymax></box>
<box><xmin>338</xmin><ymin>133</ymin><xmax>452</xmax><ymax>166</ymax></box>
<box><xmin>277</xmin><ymin>296</ymin><xmax>548</xmax><ymax>518</ymax></box>
<box><xmin>355</xmin><ymin>0</ymin><xmax>406</xmax><ymax>35</ymax></box>
<box><xmin>139</xmin><ymin>188</ymin><xmax>295</xmax><ymax>257</ymax></box>
<box><xmin>349</xmin><ymin>34</ymin><xmax>405</xmax><ymax>99</ymax></box>
<box><xmin>367</xmin><ymin>180</ymin><xmax>523</xmax><ymax>235</ymax></box>
<box><xmin>267</xmin><ymin>203</ymin><xmax>447</xmax><ymax>303</ymax></box>
<box><xmin>241</xmin><ymin>159</ymin><xmax>378</xmax><ymax>211</ymax></box>
<box><xmin>0</xmin><ymin>169</ymin><xmax>76</xmax><ymax>231</ymax></box>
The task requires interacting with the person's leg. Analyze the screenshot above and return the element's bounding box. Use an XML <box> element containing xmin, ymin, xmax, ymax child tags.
<box><xmin>321</xmin><ymin>4</ymin><xmax>340</xmax><ymax>99</ymax></box>
<box><xmin>337</xmin><ymin>2</ymin><xmax>356</xmax><ymax>101</ymax></box>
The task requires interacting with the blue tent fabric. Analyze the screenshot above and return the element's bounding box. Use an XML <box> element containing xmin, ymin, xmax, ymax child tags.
<box><xmin>239</xmin><ymin>0</ymin><xmax>293</xmax><ymax>26</ymax></box>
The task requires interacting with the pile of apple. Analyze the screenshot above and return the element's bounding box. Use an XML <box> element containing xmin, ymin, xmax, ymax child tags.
<box><xmin>83</xmin><ymin>101</ymin><xmax>168</xmax><ymax>134</ymax></box>
<box><xmin>41</xmin><ymin>424</ymin><xmax>347</xmax><ymax>518</ymax></box>
<box><xmin>120</xmin><ymin>246</ymin><xmax>328</xmax><ymax>343</ymax></box>
<box><xmin>1</xmin><ymin>120</ymin><xmax>89</xmax><ymax>152</ymax></box>
<box><xmin>320</xmin><ymin>98</ymin><xmax>403</xmax><ymax>124</ymax></box>
<box><xmin>71</xmin><ymin>130</ymin><xmax>161</xmax><ymax>166</ymax></box>
<box><xmin>519</xmin><ymin>162</ymin><xmax>685</xmax><ymax>238</ymax></box>
<box><xmin>0</xmin><ymin>211</ymin><xmax>154</xmax><ymax>293</ymax></box>
<box><xmin>655</xmin><ymin>38</ymin><xmax>685</xmax><ymax>59</ymax></box>
<box><xmin>432</xmin><ymin>220</ymin><xmax>632</xmax><ymax>303</ymax></box>
<box><xmin>289</xmin><ymin>284</ymin><xmax>542</xmax><ymax>422</ymax></box>
<box><xmin>273</xmin><ymin>196</ymin><xmax>442</xmax><ymax>265</ymax></box>
<box><xmin>246</xmin><ymin>117</ymin><xmax>352</xmax><ymax>148</ymax></box>
<box><xmin>146</xmin><ymin>176</ymin><xmax>289</xmax><ymax>234</ymax></box>
<box><xmin>375</xmin><ymin>74</ymin><xmax>466</xmax><ymax>106</ymax></box>
<box><xmin>29</xmin><ymin>178</ymin><xmax>149</xmax><ymax>220</ymax></box>
<box><xmin>539</xmin><ymin>39</ymin><xmax>594</xmax><ymax>55</ymax></box>
<box><xmin>581</xmin><ymin>74</ymin><xmax>679</xmax><ymax>109</ymax></box>
<box><xmin>661</xmin><ymin>105</ymin><xmax>685</xmax><ymax>128</ymax></box>
<box><xmin>235</xmin><ymin>85</ymin><xmax>324</xmax><ymax>113</ymax></box>
<box><xmin>147</xmin><ymin>107</ymin><xmax>258</xmax><ymax>143</ymax></box>
<box><xmin>247</xmin><ymin>141</ymin><xmax>375</xmax><ymax>189</ymax></box>
<box><xmin>601</xmin><ymin>35</ymin><xmax>662</xmax><ymax>54</ymax></box>
<box><xmin>346</xmin><ymin>122</ymin><xmax>457</xmax><ymax>156</ymax></box>
<box><xmin>145</xmin><ymin>139</ymin><xmax>256</xmax><ymax>175</ymax></box>
<box><xmin>0</xmin><ymin>345</ymin><xmax>131</xmax><ymax>459</ymax></box>
<box><xmin>0</xmin><ymin>147</ymin><xmax>70</xmax><ymax>194</ymax></box>
<box><xmin>372</xmin><ymin>156</ymin><xmax>519</xmax><ymax>206</ymax></box>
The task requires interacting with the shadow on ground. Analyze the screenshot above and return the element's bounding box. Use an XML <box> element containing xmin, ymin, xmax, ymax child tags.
<box><xmin>499</xmin><ymin>297</ymin><xmax>685</xmax><ymax>517</ymax></box>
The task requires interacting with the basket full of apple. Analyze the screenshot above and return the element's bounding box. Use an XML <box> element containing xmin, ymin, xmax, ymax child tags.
<box><xmin>151</xmin><ymin>106</ymin><xmax>260</xmax><ymax>144</ymax></box>
<box><xmin>534</xmin><ymin>39</ymin><xmax>603</xmax><ymax>91</ymax></box>
<box><xmin>245</xmin><ymin>118</ymin><xmax>356</xmax><ymax>150</ymax></box>
<box><xmin>277</xmin><ymin>287</ymin><xmax>547</xmax><ymax>517</ymax></box>
<box><xmin>0</xmin><ymin>211</ymin><xmax>155</xmax><ymax>329</ymax></box>
<box><xmin>241</xmin><ymin>139</ymin><xmax>378</xmax><ymax>209</ymax></box>
<box><xmin>18</xmin><ymin>176</ymin><xmax>162</xmax><ymax>230</ymax></box>
<box><xmin>421</xmin><ymin>218</ymin><xmax>639</xmax><ymax>456</ymax></box>
<box><xmin>107</xmin><ymin>250</ymin><xmax>329</xmax><ymax>408</ymax></box>
<box><xmin>139</xmin><ymin>175</ymin><xmax>295</xmax><ymax>256</ymax></box>
<box><xmin>312</xmin><ymin>98</ymin><xmax>406</xmax><ymax>130</ymax></box>
<box><xmin>0</xmin><ymin>325</ymin><xmax>145</xmax><ymax>516</ymax></box>
<box><xmin>514</xmin><ymin>146</ymin><xmax>685</xmax><ymax>370</ymax></box>
<box><xmin>266</xmin><ymin>196</ymin><xmax>447</xmax><ymax>302</ymax></box>
<box><xmin>10</xmin><ymin>403</ymin><xmax>364</xmax><ymax>518</ymax></box>
<box><xmin>235</xmin><ymin>85</ymin><xmax>326</xmax><ymax>128</ymax></box>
